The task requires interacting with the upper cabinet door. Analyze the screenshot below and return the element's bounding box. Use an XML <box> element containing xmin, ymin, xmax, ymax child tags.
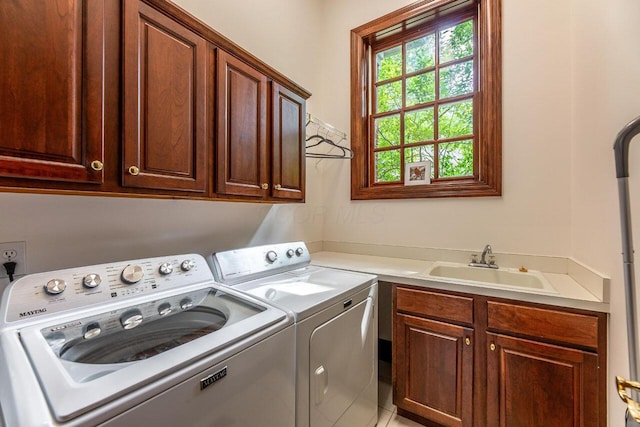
<box><xmin>0</xmin><ymin>0</ymin><xmax>105</xmax><ymax>183</ymax></box>
<box><xmin>122</xmin><ymin>1</ymin><xmax>207</xmax><ymax>193</ymax></box>
<box><xmin>272</xmin><ymin>83</ymin><xmax>305</xmax><ymax>201</ymax></box>
<box><xmin>216</xmin><ymin>50</ymin><xmax>268</xmax><ymax>198</ymax></box>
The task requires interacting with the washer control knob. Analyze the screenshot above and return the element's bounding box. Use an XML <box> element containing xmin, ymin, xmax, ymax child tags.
<box><xmin>44</xmin><ymin>279</ymin><xmax>66</xmax><ymax>295</ymax></box>
<box><xmin>266</xmin><ymin>250</ymin><xmax>278</xmax><ymax>263</ymax></box>
<box><xmin>286</xmin><ymin>249</ymin><xmax>295</xmax><ymax>258</ymax></box>
<box><xmin>83</xmin><ymin>323</ymin><xmax>102</xmax><ymax>340</ymax></box>
<box><xmin>83</xmin><ymin>274</ymin><xmax>101</xmax><ymax>289</ymax></box>
<box><xmin>121</xmin><ymin>310</ymin><xmax>143</xmax><ymax>329</ymax></box>
<box><xmin>180</xmin><ymin>298</ymin><xmax>193</xmax><ymax>310</ymax></box>
<box><xmin>180</xmin><ymin>260</ymin><xmax>195</xmax><ymax>272</ymax></box>
<box><xmin>121</xmin><ymin>265</ymin><xmax>144</xmax><ymax>284</ymax></box>
<box><xmin>295</xmin><ymin>247</ymin><xmax>304</xmax><ymax>256</ymax></box>
<box><xmin>158</xmin><ymin>303</ymin><xmax>172</xmax><ymax>316</ymax></box>
<box><xmin>158</xmin><ymin>262</ymin><xmax>173</xmax><ymax>276</ymax></box>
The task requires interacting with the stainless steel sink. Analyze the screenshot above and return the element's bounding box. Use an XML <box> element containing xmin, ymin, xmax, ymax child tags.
<box><xmin>424</xmin><ymin>262</ymin><xmax>557</xmax><ymax>293</ymax></box>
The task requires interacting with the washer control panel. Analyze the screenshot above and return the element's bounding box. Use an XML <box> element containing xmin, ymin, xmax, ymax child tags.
<box><xmin>209</xmin><ymin>241</ymin><xmax>310</xmax><ymax>284</ymax></box>
<box><xmin>4</xmin><ymin>254</ymin><xmax>213</xmax><ymax>322</ymax></box>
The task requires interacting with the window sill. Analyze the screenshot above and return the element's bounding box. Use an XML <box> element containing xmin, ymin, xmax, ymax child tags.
<box><xmin>351</xmin><ymin>180</ymin><xmax>501</xmax><ymax>200</ymax></box>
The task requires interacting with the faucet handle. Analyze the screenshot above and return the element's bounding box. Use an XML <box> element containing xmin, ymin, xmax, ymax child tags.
<box><xmin>488</xmin><ymin>255</ymin><xmax>497</xmax><ymax>266</ymax></box>
<box><xmin>471</xmin><ymin>254</ymin><xmax>478</xmax><ymax>263</ymax></box>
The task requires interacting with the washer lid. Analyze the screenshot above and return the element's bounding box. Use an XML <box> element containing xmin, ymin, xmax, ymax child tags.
<box><xmin>18</xmin><ymin>284</ymin><xmax>290</xmax><ymax>423</ymax></box>
<box><xmin>231</xmin><ymin>265</ymin><xmax>377</xmax><ymax>321</ymax></box>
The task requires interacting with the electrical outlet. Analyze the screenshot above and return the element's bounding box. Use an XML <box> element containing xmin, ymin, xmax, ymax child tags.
<box><xmin>0</xmin><ymin>241</ymin><xmax>26</xmax><ymax>280</ymax></box>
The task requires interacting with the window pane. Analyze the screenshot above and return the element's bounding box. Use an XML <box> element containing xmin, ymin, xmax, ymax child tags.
<box><xmin>374</xmin><ymin>114</ymin><xmax>401</xmax><ymax>148</ymax></box>
<box><xmin>440</xmin><ymin>60</ymin><xmax>473</xmax><ymax>99</ymax></box>
<box><xmin>405</xmin><ymin>108</ymin><xmax>434</xmax><ymax>144</ymax></box>
<box><xmin>406</xmin><ymin>72</ymin><xmax>435</xmax><ymax>107</ymax></box>
<box><xmin>439</xmin><ymin>140</ymin><xmax>473</xmax><ymax>177</ymax></box>
<box><xmin>376</xmin><ymin>81</ymin><xmax>402</xmax><ymax>113</ymax></box>
<box><xmin>406</xmin><ymin>145</ymin><xmax>435</xmax><ymax>178</ymax></box>
<box><xmin>376</xmin><ymin>45</ymin><xmax>402</xmax><ymax>81</ymax></box>
<box><xmin>439</xmin><ymin>20</ymin><xmax>474</xmax><ymax>63</ymax></box>
<box><xmin>406</xmin><ymin>34</ymin><xmax>435</xmax><ymax>73</ymax></box>
<box><xmin>438</xmin><ymin>100</ymin><xmax>473</xmax><ymax>139</ymax></box>
<box><xmin>375</xmin><ymin>149</ymin><xmax>401</xmax><ymax>182</ymax></box>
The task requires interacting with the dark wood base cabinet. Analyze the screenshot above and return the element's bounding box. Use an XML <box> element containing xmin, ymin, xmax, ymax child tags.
<box><xmin>0</xmin><ymin>0</ymin><xmax>310</xmax><ymax>203</ymax></box>
<box><xmin>393</xmin><ymin>284</ymin><xmax>607</xmax><ymax>427</ymax></box>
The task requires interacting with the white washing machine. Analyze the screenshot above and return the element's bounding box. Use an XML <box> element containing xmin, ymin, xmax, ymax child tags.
<box><xmin>0</xmin><ymin>254</ymin><xmax>295</xmax><ymax>426</ymax></box>
<box><xmin>209</xmin><ymin>242</ymin><xmax>378</xmax><ymax>427</ymax></box>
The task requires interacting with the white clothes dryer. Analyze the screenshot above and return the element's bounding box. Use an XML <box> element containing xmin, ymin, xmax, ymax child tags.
<box><xmin>209</xmin><ymin>242</ymin><xmax>378</xmax><ymax>427</ymax></box>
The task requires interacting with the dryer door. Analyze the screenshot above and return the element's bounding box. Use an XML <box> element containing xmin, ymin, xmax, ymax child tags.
<box><xmin>309</xmin><ymin>295</ymin><xmax>377</xmax><ymax>427</ymax></box>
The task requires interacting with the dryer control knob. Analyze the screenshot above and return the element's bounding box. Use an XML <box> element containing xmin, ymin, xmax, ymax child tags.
<box><xmin>83</xmin><ymin>323</ymin><xmax>102</xmax><ymax>340</ymax></box>
<box><xmin>159</xmin><ymin>262</ymin><xmax>173</xmax><ymax>275</ymax></box>
<box><xmin>121</xmin><ymin>310</ymin><xmax>143</xmax><ymax>329</ymax></box>
<box><xmin>158</xmin><ymin>303</ymin><xmax>172</xmax><ymax>316</ymax></box>
<box><xmin>266</xmin><ymin>250</ymin><xmax>278</xmax><ymax>263</ymax></box>
<box><xmin>180</xmin><ymin>260</ymin><xmax>195</xmax><ymax>272</ymax></box>
<box><xmin>44</xmin><ymin>279</ymin><xmax>66</xmax><ymax>295</ymax></box>
<box><xmin>180</xmin><ymin>298</ymin><xmax>193</xmax><ymax>310</ymax></box>
<box><xmin>295</xmin><ymin>247</ymin><xmax>304</xmax><ymax>256</ymax></box>
<box><xmin>286</xmin><ymin>249</ymin><xmax>295</xmax><ymax>258</ymax></box>
<box><xmin>83</xmin><ymin>274</ymin><xmax>101</xmax><ymax>289</ymax></box>
<box><xmin>121</xmin><ymin>265</ymin><xmax>144</xmax><ymax>284</ymax></box>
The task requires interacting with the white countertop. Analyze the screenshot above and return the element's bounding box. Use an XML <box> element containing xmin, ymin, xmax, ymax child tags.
<box><xmin>311</xmin><ymin>251</ymin><xmax>609</xmax><ymax>313</ymax></box>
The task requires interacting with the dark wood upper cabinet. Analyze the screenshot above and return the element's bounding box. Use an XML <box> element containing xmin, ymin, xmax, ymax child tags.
<box><xmin>272</xmin><ymin>83</ymin><xmax>306</xmax><ymax>201</ymax></box>
<box><xmin>0</xmin><ymin>0</ymin><xmax>106</xmax><ymax>183</ymax></box>
<box><xmin>0</xmin><ymin>0</ymin><xmax>310</xmax><ymax>201</ymax></box>
<box><xmin>216</xmin><ymin>50</ymin><xmax>269</xmax><ymax>198</ymax></box>
<box><xmin>122</xmin><ymin>0</ymin><xmax>208</xmax><ymax>193</ymax></box>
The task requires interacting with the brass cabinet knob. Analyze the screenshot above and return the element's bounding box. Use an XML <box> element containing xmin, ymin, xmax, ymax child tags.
<box><xmin>261</xmin><ymin>183</ymin><xmax>269</xmax><ymax>190</ymax></box>
<box><xmin>490</xmin><ymin>343</ymin><xmax>496</xmax><ymax>351</ymax></box>
<box><xmin>90</xmin><ymin>160</ymin><xmax>104</xmax><ymax>171</ymax></box>
<box><xmin>128</xmin><ymin>166</ymin><xmax>140</xmax><ymax>176</ymax></box>
<box><xmin>465</xmin><ymin>337</ymin><xmax>471</xmax><ymax>346</ymax></box>
<box><xmin>274</xmin><ymin>184</ymin><xmax>282</xmax><ymax>190</ymax></box>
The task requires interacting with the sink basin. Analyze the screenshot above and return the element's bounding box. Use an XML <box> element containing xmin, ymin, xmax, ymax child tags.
<box><xmin>425</xmin><ymin>262</ymin><xmax>557</xmax><ymax>293</ymax></box>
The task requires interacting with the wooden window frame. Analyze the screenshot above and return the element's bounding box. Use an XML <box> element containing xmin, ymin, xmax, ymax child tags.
<box><xmin>351</xmin><ymin>0</ymin><xmax>502</xmax><ymax>199</ymax></box>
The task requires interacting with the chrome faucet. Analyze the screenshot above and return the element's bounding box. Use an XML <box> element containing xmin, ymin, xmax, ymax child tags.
<box><xmin>469</xmin><ymin>244</ymin><xmax>499</xmax><ymax>269</ymax></box>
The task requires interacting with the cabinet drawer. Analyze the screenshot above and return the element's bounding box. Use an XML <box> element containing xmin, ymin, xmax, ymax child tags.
<box><xmin>396</xmin><ymin>287</ymin><xmax>473</xmax><ymax>325</ymax></box>
<box><xmin>487</xmin><ymin>301</ymin><xmax>599</xmax><ymax>350</ymax></box>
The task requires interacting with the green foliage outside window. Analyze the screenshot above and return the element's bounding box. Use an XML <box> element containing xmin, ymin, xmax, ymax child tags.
<box><xmin>373</xmin><ymin>19</ymin><xmax>475</xmax><ymax>183</ymax></box>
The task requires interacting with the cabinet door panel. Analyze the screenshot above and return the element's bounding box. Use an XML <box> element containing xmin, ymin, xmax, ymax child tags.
<box><xmin>395</xmin><ymin>314</ymin><xmax>473</xmax><ymax>427</ymax></box>
<box><xmin>272</xmin><ymin>83</ymin><xmax>305</xmax><ymax>200</ymax></box>
<box><xmin>487</xmin><ymin>333</ymin><xmax>600</xmax><ymax>427</ymax></box>
<box><xmin>0</xmin><ymin>0</ymin><xmax>105</xmax><ymax>183</ymax></box>
<box><xmin>216</xmin><ymin>51</ymin><xmax>268</xmax><ymax>197</ymax></box>
<box><xmin>123</xmin><ymin>1</ymin><xmax>207</xmax><ymax>192</ymax></box>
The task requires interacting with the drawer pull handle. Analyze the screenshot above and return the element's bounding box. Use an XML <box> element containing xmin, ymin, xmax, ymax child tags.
<box><xmin>128</xmin><ymin>166</ymin><xmax>140</xmax><ymax>176</ymax></box>
<box><xmin>274</xmin><ymin>184</ymin><xmax>282</xmax><ymax>190</ymax></box>
<box><xmin>261</xmin><ymin>183</ymin><xmax>269</xmax><ymax>190</ymax></box>
<box><xmin>490</xmin><ymin>343</ymin><xmax>496</xmax><ymax>351</ymax></box>
<box><xmin>90</xmin><ymin>160</ymin><xmax>104</xmax><ymax>171</ymax></box>
<box><xmin>465</xmin><ymin>337</ymin><xmax>471</xmax><ymax>346</ymax></box>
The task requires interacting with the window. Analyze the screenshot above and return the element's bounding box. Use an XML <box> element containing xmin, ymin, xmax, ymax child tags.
<box><xmin>351</xmin><ymin>0</ymin><xmax>501</xmax><ymax>199</ymax></box>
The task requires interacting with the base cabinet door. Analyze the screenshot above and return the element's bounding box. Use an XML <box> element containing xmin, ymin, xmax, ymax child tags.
<box><xmin>486</xmin><ymin>333</ymin><xmax>600</xmax><ymax>427</ymax></box>
<box><xmin>122</xmin><ymin>1</ymin><xmax>208</xmax><ymax>193</ymax></box>
<box><xmin>395</xmin><ymin>313</ymin><xmax>473</xmax><ymax>427</ymax></box>
<box><xmin>0</xmin><ymin>0</ymin><xmax>106</xmax><ymax>183</ymax></box>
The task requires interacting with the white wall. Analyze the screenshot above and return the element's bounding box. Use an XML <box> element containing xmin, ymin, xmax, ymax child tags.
<box><xmin>314</xmin><ymin>0</ymin><xmax>573</xmax><ymax>257</ymax></box>
<box><xmin>570</xmin><ymin>0</ymin><xmax>640</xmax><ymax>421</ymax></box>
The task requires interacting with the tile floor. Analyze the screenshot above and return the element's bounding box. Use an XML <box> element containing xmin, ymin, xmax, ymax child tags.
<box><xmin>378</xmin><ymin>361</ymin><xmax>424</xmax><ymax>427</ymax></box>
